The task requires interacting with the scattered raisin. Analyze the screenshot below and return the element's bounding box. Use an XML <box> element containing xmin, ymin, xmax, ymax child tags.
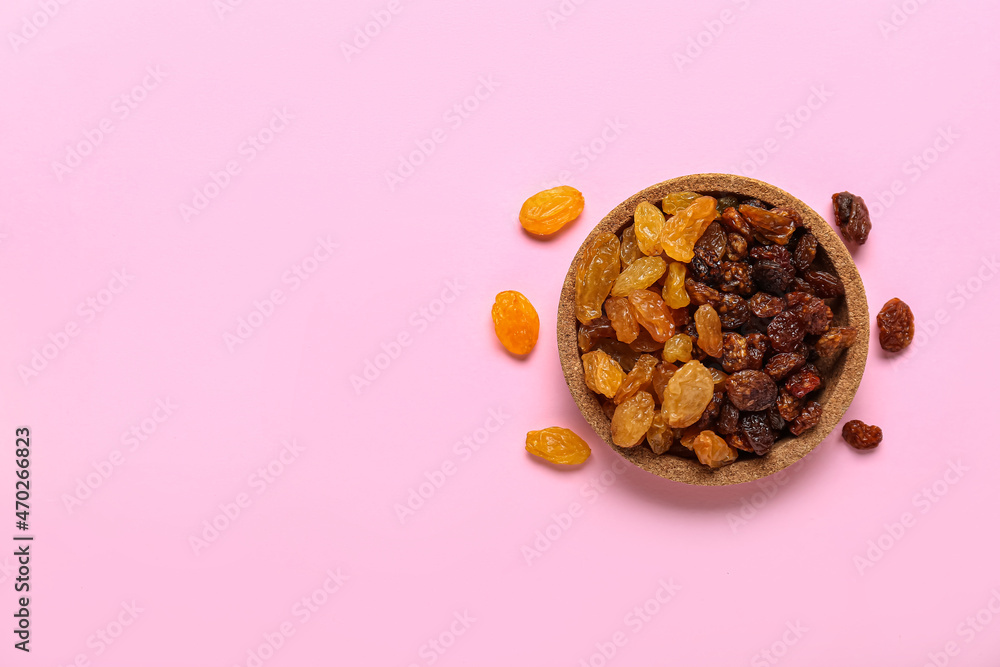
<box><xmin>718</xmin><ymin>294</ymin><xmax>751</xmax><ymax>329</ymax></box>
<box><xmin>745</xmin><ymin>333</ymin><xmax>769</xmax><ymax>370</ymax></box>
<box><xmin>492</xmin><ymin>290</ymin><xmax>540</xmax><ymax>355</ymax></box>
<box><xmin>725</xmin><ymin>233</ymin><xmax>748</xmax><ymax>261</ymax></box>
<box><xmin>525</xmin><ymin>427</ymin><xmax>591</xmax><ymax>464</ymax></box>
<box><xmin>721</xmin><ymin>333</ymin><xmax>749</xmax><ymax>373</ymax></box>
<box><xmin>832</xmin><ymin>191</ymin><xmax>872</xmax><ymax>244</ymax></box>
<box><xmin>719</xmin><ymin>261</ymin><xmax>755</xmax><ymax>295</ymax></box>
<box><xmin>842</xmin><ymin>419</ymin><xmax>883</xmax><ymax>449</ymax></box>
<box><xmin>776</xmin><ymin>389</ymin><xmax>803</xmax><ymax>421</ymax></box>
<box><xmin>877</xmin><ymin>298</ymin><xmax>914</xmax><ymax>352</ymax></box>
<box><xmin>519</xmin><ymin>186</ymin><xmax>585</xmax><ymax>236</ymax></box>
<box><xmin>611</xmin><ymin>390</ymin><xmax>656</xmax><ymax>447</ymax></box>
<box><xmin>685</xmin><ymin>279</ymin><xmax>722</xmax><ymax>307</ymax></box>
<box><xmin>694</xmin><ymin>305</ymin><xmax>723</xmax><ymax>357</ymax></box>
<box><xmin>785</xmin><ymin>291</ymin><xmax>832</xmax><ymax>335</ymax></box>
<box><xmin>715</xmin><ymin>401</ymin><xmax>740</xmax><ymax>435</ymax></box>
<box><xmin>605</xmin><ymin>296</ymin><xmax>640</xmax><ymax>344</ymax></box>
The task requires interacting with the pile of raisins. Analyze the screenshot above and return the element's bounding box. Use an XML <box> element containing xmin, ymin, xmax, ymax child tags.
<box><xmin>576</xmin><ymin>192</ymin><xmax>860</xmax><ymax>469</ymax></box>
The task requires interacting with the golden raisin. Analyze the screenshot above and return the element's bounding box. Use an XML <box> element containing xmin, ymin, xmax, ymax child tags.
<box><xmin>694</xmin><ymin>304</ymin><xmax>723</xmax><ymax>357</ymax></box>
<box><xmin>662</xmin><ymin>334</ymin><xmax>693</xmax><ymax>364</ymax></box>
<box><xmin>739</xmin><ymin>204</ymin><xmax>795</xmax><ymax>245</ymax></box>
<box><xmin>519</xmin><ymin>186</ymin><xmax>584</xmax><ymax>236</ymax></box>
<box><xmin>660</xmin><ymin>196</ymin><xmax>718</xmax><ymax>262</ymax></box>
<box><xmin>661</xmin><ymin>191</ymin><xmax>703</xmax><ymax>215</ymax></box>
<box><xmin>662</xmin><ymin>261</ymin><xmax>690</xmax><ymax>309</ymax></box>
<box><xmin>611</xmin><ymin>255</ymin><xmax>667</xmax><ymax>297</ymax></box>
<box><xmin>605</xmin><ymin>296</ymin><xmax>640</xmax><ymax>343</ymax></box>
<box><xmin>651</xmin><ymin>361</ymin><xmax>678</xmax><ymax>404</ymax></box>
<box><xmin>646</xmin><ymin>410</ymin><xmax>673</xmax><ymax>454</ymax></box>
<box><xmin>614</xmin><ymin>354</ymin><xmax>658</xmax><ymax>404</ymax></box>
<box><xmin>708</xmin><ymin>366</ymin><xmax>729</xmax><ymax>388</ymax></box>
<box><xmin>525</xmin><ymin>427</ymin><xmax>591</xmax><ymax>464</ymax></box>
<box><xmin>692</xmin><ymin>430</ymin><xmax>738</xmax><ymax>468</ymax></box>
<box><xmin>620</xmin><ymin>224</ymin><xmax>644</xmax><ymax>267</ymax></box>
<box><xmin>581</xmin><ymin>349</ymin><xmax>626</xmax><ymax>399</ymax></box>
<box><xmin>491</xmin><ymin>290</ymin><xmax>539</xmax><ymax>355</ymax></box>
<box><xmin>628</xmin><ymin>290</ymin><xmax>675</xmax><ymax>342</ymax></box>
<box><xmin>611</xmin><ymin>390</ymin><xmax>655</xmax><ymax>447</ymax></box>
<box><xmin>575</xmin><ymin>232</ymin><xmax>621</xmax><ymax>324</ymax></box>
<box><xmin>663</xmin><ymin>360</ymin><xmax>715</xmax><ymax>428</ymax></box>
<box><xmin>633</xmin><ymin>201</ymin><xmax>665</xmax><ymax>256</ymax></box>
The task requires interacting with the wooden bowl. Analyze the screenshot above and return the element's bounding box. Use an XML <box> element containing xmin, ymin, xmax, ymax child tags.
<box><xmin>557</xmin><ymin>174</ymin><xmax>869</xmax><ymax>486</ymax></box>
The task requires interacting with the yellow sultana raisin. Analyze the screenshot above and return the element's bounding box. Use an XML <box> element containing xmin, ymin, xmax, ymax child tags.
<box><xmin>633</xmin><ymin>201</ymin><xmax>665</xmax><ymax>256</ymax></box>
<box><xmin>525</xmin><ymin>427</ymin><xmax>591</xmax><ymax>465</ymax></box>
<box><xmin>694</xmin><ymin>304</ymin><xmax>723</xmax><ymax>357</ymax></box>
<box><xmin>651</xmin><ymin>361</ymin><xmax>678</xmax><ymax>404</ymax></box>
<box><xmin>611</xmin><ymin>255</ymin><xmax>667</xmax><ymax>297</ymax></box>
<box><xmin>581</xmin><ymin>349</ymin><xmax>626</xmax><ymax>398</ymax></box>
<box><xmin>662</xmin><ymin>261</ymin><xmax>690</xmax><ymax>309</ymax></box>
<box><xmin>660</xmin><ymin>196</ymin><xmax>718</xmax><ymax>262</ymax></box>
<box><xmin>661</xmin><ymin>191</ymin><xmax>703</xmax><ymax>216</ymax></box>
<box><xmin>662</xmin><ymin>333</ymin><xmax>693</xmax><ymax>364</ymax></box>
<box><xmin>605</xmin><ymin>296</ymin><xmax>640</xmax><ymax>343</ymax></box>
<box><xmin>611</xmin><ymin>390</ymin><xmax>655</xmax><ymax>447</ymax></box>
<box><xmin>491</xmin><ymin>290</ymin><xmax>539</xmax><ymax>355</ymax></box>
<box><xmin>576</xmin><ymin>232</ymin><xmax>621</xmax><ymax>324</ymax></box>
<box><xmin>620</xmin><ymin>224</ymin><xmax>644</xmax><ymax>267</ymax></box>
<box><xmin>739</xmin><ymin>204</ymin><xmax>795</xmax><ymax>245</ymax></box>
<box><xmin>614</xmin><ymin>354</ymin><xmax>658</xmax><ymax>405</ymax></box>
<box><xmin>663</xmin><ymin>360</ymin><xmax>715</xmax><ymax>428</ymax></box>
<box><xmin>646</xmin><ymin>410</ymin><xmax>673</xmax><ymax>454</ymax></box>
<box><xmin>628</xmin><ymin>289</ymin><xmax>675</xmax><ymax>342</ymax></box>
<box><xmin>519</xmin><ymin>186</ymin><xmax>585</xmax><ymax>236</ymax></box>
<box><xmin>692</xmin><ymin>430</ymin><xmax>738</xmax><ymax>468</ymax></box>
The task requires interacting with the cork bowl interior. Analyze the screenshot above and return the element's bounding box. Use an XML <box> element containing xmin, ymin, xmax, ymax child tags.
<box><xmin>557</xmin><ymin>174</ymin><xmax>869</xmax><ymax>486</ymax></box>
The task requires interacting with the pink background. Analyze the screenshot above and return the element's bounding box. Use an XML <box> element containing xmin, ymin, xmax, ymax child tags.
<box><xmin>3</xmin><ymin>0</ymin><xmax>1000</xmax><ymax>664</ymax></box>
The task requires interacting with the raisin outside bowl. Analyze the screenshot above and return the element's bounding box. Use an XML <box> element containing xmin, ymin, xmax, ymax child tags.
<box><xmin>556</xmin><ymin>174</ymin><xmax>869</xmax><ymax>486</ymax></box>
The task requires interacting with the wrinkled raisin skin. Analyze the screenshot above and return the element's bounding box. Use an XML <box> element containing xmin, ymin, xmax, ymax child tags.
<box><xmin>842</xmin><ymin>420</ymin><xmax>882</xmax><ymax>449</ymax></box>
<box><xmin>726</xmin><ymin>370</ymin><xmax>778</xmax><ymax>412</ymax></box>
<box><xmin>832</xmin><ymin>191</ymin><xmax>872</xmax><ymax>244</ymax></box>
<box><xmin>740</xmin><ymin>412</ymin><xmax>775</xmax><ymax>455</ymax></box>
<box><xmin>789</xmin><ymin>401</ymin><xmax>822</xmax><ymax>436</ymax></box>
<box><xmin>877</xmin><ymin>298</ymin><xmax>914</xmax><ymax>352</ymax></box>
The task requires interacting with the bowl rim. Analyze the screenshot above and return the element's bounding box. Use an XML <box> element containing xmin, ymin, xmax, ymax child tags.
<box><xmin>556</xmin><ymin>173</ymin><xmax>870</xmax><ymax>487</ymax></box>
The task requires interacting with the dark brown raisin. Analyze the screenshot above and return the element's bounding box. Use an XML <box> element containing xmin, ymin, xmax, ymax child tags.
<box><xmin>832</xmin><ymin>192</ymin><xmax>872</xmax><ymax>244</ymax></box>
<box><xmin>689</xmin><ymin>256</ymin><xmax>722</xmax><ymax>284</ymax></box>
<box><xmin>600</xmin><ymin>399</ymin><xmax>617</xmax><ymax>421</ymax></box>
<box><xmin>792</xmin><ymin>232</ymin><xmax>818</xmax><ymax>272</ymax></box>
<box><xmin>741</xmin><ymin>198</ymin><xmax>767</xmax><ymax>210</ymax></box>
<box><xmin>725</xmin><ymin>233</ymin><xmax>748</xmax><ymax>261</ymax></box>
<box><xmin>719</xmin><ymin>261</ymin><xmax>755</xmax><ymax>295</ymax></box>
<box><xmin>842</xmin><ymin>419</ymin><xmax>882</xmax><ymax>449</ymax></box>
<box><xmin>767</xmin><ymin>310</ymin><xmax>806</xmax><ymax>353</ymax></box>
<box><xmin>716</xmin><ymin>401</ymin><xmax>740</xmax><ymax>435</ymax></box>
<box><xmin>749</xmin><ymin>291</ymin><xmax>784</xmax><ymax>318</ymax></box>
<box><xmin>578</xmin><ymin>317</ymin><xmax>615</xmax><ymax>352</ymax></box>
<box><xmin>776</xmin><ymin>389</ymin><xmax>803</xmax><ymax>421</ymax></box>
<box><xmin>815</xmin><ymin>327</ymin><xmax>858</xmax><ymax>358</ymax></box>
<box><xmin>876</xmin><ymin>298</ymin><xmax>914</xmax><ymax>352</ymax></box>
<box><xmin>721</xmin><ymin>333</ymin><xmax>749</xmax><ymax>373</ymax></box>
<box><xmin>694</xmin><ymin>222</ymin><xmax>727</xmax><ymax>264</ymax></box>
<box><xmin>766</xmin><ymin>405</ymin><xmax>786</xmax><ymax>432</ymax></box>
<box><xmin>802</xmin><ymin>270</ymin><xmax>845</xmax><ymax>298</ymax></box>
<box><xmin>685</xmin><ymin>279</ymin><xmax>722</xmax><ymax>307</ymax></box>
<box><xmin>745</xmin><ymin>333</ymin><xmax>769</xmax><ymax>370</ymax></box>
<box><xmin>718</xmin><ymin>294</ymin><xmax>751</xmax><ymax>329</ymax></box>
<box><xmin>720</xmin><ymin>207</ymin><xmax>752</xmax><ymax>238</ymax></box>
<box><xmin>785</xmin><ymin>292</ymin><xmax>832</xmax><ymax>335</ymax></box>
<box><xmin>726</xmin><ymin>370</ymin><xmax>778</xmax><ymax>411</ymax></box>
<box><xmin>789</xmin><ymin>400</ymin><xmax>822</xmax><ymax>435</ymax></box>
<box><xmin>740</xmin><ymin>412</ymin><xmax>775</xmax><ymax>455</ymax></box>
<box><xmin>692</xmin><ymin>390</ymin><xmax>725</xmax><ymax>430</ymax></box>
<box><xmin>716</xmin><ymin>195</ymin><xmax>740</xmax><ymax>216</ymax></box>
<box><xmin>764</xmin><ymin>352</ymin><xmax>806</xmax><ymax>381</ymax></box>
<box><xmin>629</xmin><ymin>327</ymin><xmax>665</xmax><ymax>353</ymax></box>
<box><xmin>592</xmin><ymin>339</ymin><xmax>640</xmax><ymax>373</ymax></box>
<box><xmin>789</xmin><ymin>277</ymin><xmax>816</xmax><ymax>295</ymax></box>
<box><xmin>752</xmin><ymin>261</ymin><xmax>793</xmax><ymax>295</ymax></box>
<box><xmin>785</xmin><ymin>365</ymin><xmax>822</xmax><ymax>398</ymax></box>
